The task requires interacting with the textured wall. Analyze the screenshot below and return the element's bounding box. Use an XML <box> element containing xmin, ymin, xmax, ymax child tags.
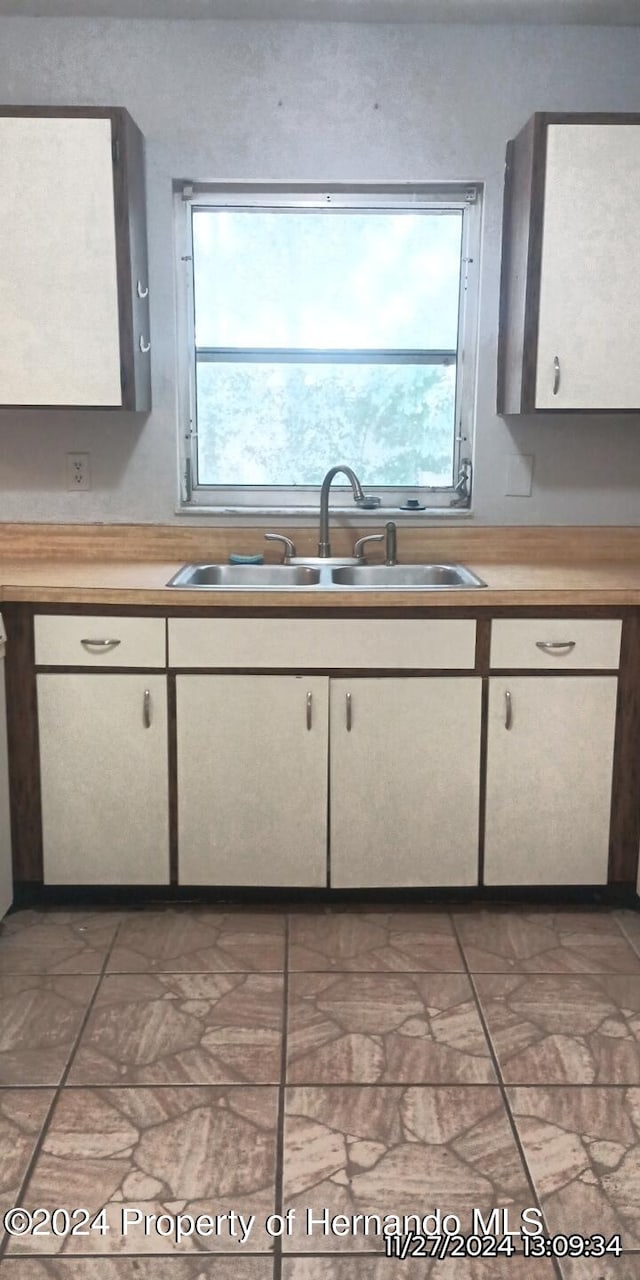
<box><xmin>1</xmin><ymin>16</ymin><xmax>640</xmax><ymax>525</ymax></box>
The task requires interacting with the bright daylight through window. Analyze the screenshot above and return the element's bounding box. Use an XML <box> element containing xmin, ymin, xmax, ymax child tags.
<box><xmin>179</xmin><ymin>189</ymin><xmax>479</xmax><ymax>509</ymax></box>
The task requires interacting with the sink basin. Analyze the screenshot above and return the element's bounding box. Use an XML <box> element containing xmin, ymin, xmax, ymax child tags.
<box><xmin>167</xmin><ymin>564</ymin><xmax>321</xmax><ymax>588</ymax></box>
<box><xmin>329</xmin><ymin>564</ymin><xmax>486</xmax><ymax>589</ymax></box>
<box><xmin>167</xmin><ymin>561</ymin><xmax>486</xmax><ymax>590</ymax></box>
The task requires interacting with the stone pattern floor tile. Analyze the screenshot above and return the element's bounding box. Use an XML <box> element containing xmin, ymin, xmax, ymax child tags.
<box><xmin>475</xmin><ymin>972</ymin><xmax>640</xmax><ymax>1085</ymax></box>
<box><xmin>283</xmin><ymin>1258</ymin><xmax>556</xmax><ymax>1278</ymax></box>
<box><xmin>283</xmin><ymin>1085</ymin><xmax>532</xmax><ymax>1252</ymax></box>
<box><xmin>288</xmin><ymin>912</ymin><xmax>463</xmax><ymax>972</ymax></box>
<box><xmin>1</xmin><ymin>1261</ymin><xmax>274</xmax><ymax>1278</ymax></box>
<box><xmin>107</xmin><ymin>911</ymin><xmax>285</xmax><ymax>973</ymax></box>
<box><xmin>5</xmin><ymin>904</ymin><xmax>640</xmax><ymax>1266</ymax></box>
<box><xmin>509</xmin><ymin>1085</ymin><xmax>640</xmax><ymax>1250</ymax></box>
<box><xmin>287</xmin><ymin>973</ymin><xmax>494</xmax><ymax>1083</ymax></box>
<box><xmin>9</xmin><ymin>1086</ymin><xmax>278</xmax><ymax>1255</ymax></box>
<box><xmin>560</xmin><ymin>1258</ymin><xmax>640</xmax><ymax>1279</ymax></box>
<box><xmin>454</xmin><ymin>910</ymin><xmax>640</xmax><ymax>974</ymax></box>
<box><xmin>0</xmin><ymin>912</ymin><xmax>122</xmax><ymax>975</ymax></box>
<box><xmin>69</xmin><ymin>972</ymin><xmax>284</xmax><ymax>1085</ymax></box>
<box><xmin>0</xmin><ymin>976</ymin><xmax>97</xmax><ymax>1086</ymax></box>
<box><xmin>0</xmin><ymin>1090</ymin><xmax>54</xmax><ymax>1213</ymax></box>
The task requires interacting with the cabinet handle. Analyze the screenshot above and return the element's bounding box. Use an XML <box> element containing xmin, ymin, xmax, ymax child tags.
<box><xmin>143</xmin><ymin>688</ymin><xmax>151</xmax><ymax>728</ymax></box>
<box><xmin>504</xmin><ymin>689</ymin><xmax>513</xmax><ymax>731</ymax></box>
<box><xmin>535</xmin><ymin>640</ymin><xmax>576</xmax><ymax>656</ymax></box>
<box><xmin>80</xmin><ymin>638</ymin><xmax>121</xmax><ymax>652</ymax></box>
<box><xmin>137</xmin><ymin>280</ymin><xmax>149</xmax><ymax>299</ymax></box>
<box><xmin>306</xmin><ymin>691</ymin><xmax>312</xmax><ymax>730</ymax></box>
<box><xmin>346</xmin><ymin>692</ymin><xmax>352</xmax><ymax>732</ymax></box>
<box><xmin>553</xmin><ymin>355</ymin><xmax>560</xmax><ymax>395</ymax></box>
<box><xmin>139</xmin><ymin>335</ymin><xmax>151</xmax><ymax>354</ymax></box>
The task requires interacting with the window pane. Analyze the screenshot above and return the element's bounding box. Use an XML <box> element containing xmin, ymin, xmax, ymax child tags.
<box><xmin>192</xmin><ymin>209</ymin><xmax>462</xmax><ymax>351</ymax></box>
<box><xmin>195</xmin><ymin>360</ymin><xmax>456</xmax><ymax>487</ymax></box>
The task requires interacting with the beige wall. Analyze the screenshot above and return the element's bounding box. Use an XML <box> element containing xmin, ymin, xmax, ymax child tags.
<box><xmin>1</xmin><ymin>15</ymin><xmax>640</xmax><ymax>525</ymax></box>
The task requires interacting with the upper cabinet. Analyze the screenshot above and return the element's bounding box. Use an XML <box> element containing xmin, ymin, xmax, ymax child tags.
<box><xmin>498</xmin><ymin>113</ymin><xmax>640</xmax><ymax>414</ymax></box>
<box><xmin>0</xmin><ymin>107</ymin><xmax>151</xmax><ymax>410</ymax></box>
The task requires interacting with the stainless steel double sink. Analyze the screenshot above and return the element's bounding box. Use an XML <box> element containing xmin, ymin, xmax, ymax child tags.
<box><xmin>167</xmin><ymin>562</ymin><xmax>487</xmax><ymax>590</ymax></box>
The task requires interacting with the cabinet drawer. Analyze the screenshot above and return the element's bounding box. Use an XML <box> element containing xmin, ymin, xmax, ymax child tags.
<box><xmin>490</xmin><ymin>618</ymin><xmax>621</xmax><ymax>670</ymax></box>
<box><xmin>169</xmin><ymin>618</ymin><xmax>476</xmax><ymax>670</ymax></box>
<box><xmin>35</xmin><ymin>615</ymin><xmax>166</xmax><ymax>668</ymax></box>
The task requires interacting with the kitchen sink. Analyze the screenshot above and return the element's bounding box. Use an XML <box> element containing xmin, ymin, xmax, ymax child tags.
<box><xmin>329</xmin><ymin>564</ymin><xmax>486</xmax><ymax>588</ymax></box>
<box><xmin>167</xmin><ymin>564</ymin><xmax>322</xmax><ymax>588</ymax></box>
<box><xmin>167</xmin><ymin>561</ymin><xmax>486</xmax><ymax>590</ymax></box>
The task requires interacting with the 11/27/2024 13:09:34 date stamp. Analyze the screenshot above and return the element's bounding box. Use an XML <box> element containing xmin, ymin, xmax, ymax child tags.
<box><xmin>384</xmin><ymin>1232</ymin><xmax>623</xmax><ymax>1261</ymax></box>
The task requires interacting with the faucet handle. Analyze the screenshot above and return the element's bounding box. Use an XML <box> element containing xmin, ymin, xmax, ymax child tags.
<box><xmin>353</xmin><ymin>532</ymin><xmax>384</xmax><ymax>561</ymax></box>
<box><xmin>264</xmin><ymin>533</ymin><xmax>297</xmax><ymax>563</ymax></box>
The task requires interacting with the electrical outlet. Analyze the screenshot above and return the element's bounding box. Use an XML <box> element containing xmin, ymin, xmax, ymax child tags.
<box><xmin>67</xmin><ymin>452</ymin><xmax>91</xmax><ymax>491</ymax></box>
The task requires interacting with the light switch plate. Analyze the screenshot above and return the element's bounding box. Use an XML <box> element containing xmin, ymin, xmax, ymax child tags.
<box><xmin>505</xmin><ymin>453</ymin><xmax>533</xmax><ymax>497</ymax></box>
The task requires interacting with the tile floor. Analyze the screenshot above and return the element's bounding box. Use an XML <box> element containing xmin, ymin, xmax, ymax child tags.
<box><xmin>0</xmin><ymin>904</ymin><xmax>639</xmax><ymax>1277</ymax></box>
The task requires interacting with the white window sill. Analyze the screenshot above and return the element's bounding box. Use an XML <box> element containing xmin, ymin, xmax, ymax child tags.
<box><xmin>175</xmin><ymin>505</ymin><xmax>473</xmax><ymax>522</ymax></box>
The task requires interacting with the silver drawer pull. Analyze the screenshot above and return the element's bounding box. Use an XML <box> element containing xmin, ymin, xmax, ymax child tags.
<box><xmin>306</xmin><ymin>691</ymin><xmax>312</xmax><ymax>731</ymax></box>
<box><xmin>137</xmin><ymin>280</ymin><xmax>149</xmax><ymax>299</ymax></box>
<box><xmin>505</xmin><ymin>689</ymin><xmax>513</xmax><ymax>731</ymax></box>
<box><xmin>139</xmin><ymin>335</ymin><xmax>151</xmax><ymax>354</ymax></box>
<box><xmin>143</xmin><ymin>688</ymin><xmax>151</xmax><ymax>728</ymax></box>
<box><xmin>535</xmin><ymin>641</ymin><xmax>576</xmax><ymax>656</ymax></box>
<box><xmin>80</xmin><ymin>638</ymin><xmax>122</xmax><ymax>652</ymax></box>
<box><xmin>346</xmin><ymin>692</ymin><xmax>352</xmax><ymax>732</ymax></box>
<box><xmin>553</xmin><ymin>355</ymin><xmax>561</xmax><ymax>395</ymax></box>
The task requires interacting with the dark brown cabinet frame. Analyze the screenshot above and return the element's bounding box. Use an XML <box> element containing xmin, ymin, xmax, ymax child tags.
<box><xmin>497</xmin><ymin>111</ymin><xmax>640</xmax><ymax>416</ymax></box>
<box><xmin>4</xmin><ymin>603</ymin><xmax>640</xmax><ymax>906</ymax></box>
<box><xmin>0</xmin><ymin>106</ymin><xmax>151</xmax><ymax>412</ymax></box>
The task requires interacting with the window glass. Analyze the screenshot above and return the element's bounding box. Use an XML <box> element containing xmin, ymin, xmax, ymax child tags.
<box><xmin>180</xmin><ymin>191</ymin><xmax>478</xmax><ymax>507</ymax></box>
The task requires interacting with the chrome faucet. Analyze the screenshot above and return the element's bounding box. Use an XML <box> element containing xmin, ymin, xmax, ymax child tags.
<box><xmin>318</xmin><ymin>465</ymin><xmax>367</xmax><ymax>558</ymax></box>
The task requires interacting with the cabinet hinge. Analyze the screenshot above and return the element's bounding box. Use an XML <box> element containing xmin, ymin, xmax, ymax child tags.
<box><xmin>112</xmin><ymin>136</ymin><xmax>120</xmax><ymax>166</ymax></box>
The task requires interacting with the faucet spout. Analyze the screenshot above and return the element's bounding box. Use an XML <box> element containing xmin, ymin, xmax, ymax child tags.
<box><xmin>318</xmin><ymin>465</ymin><xmax>365</xmax><ymax>558</ymax></box>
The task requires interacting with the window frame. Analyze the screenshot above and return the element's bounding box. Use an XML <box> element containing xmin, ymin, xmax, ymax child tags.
<box><xmin>175</xmin><ymin>183</ymin><xmax>481</xmax><ymax>514</ymax></box>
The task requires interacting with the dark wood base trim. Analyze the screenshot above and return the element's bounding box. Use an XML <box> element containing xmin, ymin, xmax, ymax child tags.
<box><xmin>11</xmin><ymin>881</ymin><xmax>637</xmax><ymax>910</ymax></box>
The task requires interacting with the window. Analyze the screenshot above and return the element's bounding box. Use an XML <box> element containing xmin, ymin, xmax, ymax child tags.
<box><xmin>177</xmin><ymin>185</ymin><xmax>480</xmax><ymax>511</ymax></box>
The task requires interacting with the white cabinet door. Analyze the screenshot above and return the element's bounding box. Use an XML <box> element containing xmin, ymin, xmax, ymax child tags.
<box><xmin>176</xmin><ymin>675</ymin><xmax>329</xmax><ymax>886</ymax></box>
<box><xmin>330</xmin><ymin>678</ymin><xmax>481</xmax><ymax>888</ymax></box>
<box><xmin>485</xmin><ymin>676</ymin><xmax>617</xmax><ymax>885</ymax></box>
<box><xmin>0</xmin><ymin>116</ymin><xmax>122</xmax><ymax>407</ymax></box>
<box><xmin>38</xmin><ymin>674</ymin><xmax>169</xmax><ymax>885</ymax></box>
<box><xmin>536</xmin><ymin>124</ymin><xmax>640</xmax><ymax>409</ymax></box>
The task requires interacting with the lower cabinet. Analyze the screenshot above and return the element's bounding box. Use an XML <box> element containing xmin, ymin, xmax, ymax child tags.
<box><xmin>176</xmin><ymin>674</ymin><xmax>481</xmax><ymax>887</ymax></box>
<box><xmin>330</xmin><ymin>677</ymin><xmax>481</xmax><ymax>888</ymax></box>
<box><xmin>484</xmin><ymin>676</ymin><xmax>618</xmax><ymax>885</ymax></box>
<box><xmin>37</xmin><ymin>673</ymin><xmax>170</xmax><ymax>885</ymax></box>
<box><xmin>176</xmin><ymin>675</ymin><xmax>329</xmax><ymax>886</ymax></box>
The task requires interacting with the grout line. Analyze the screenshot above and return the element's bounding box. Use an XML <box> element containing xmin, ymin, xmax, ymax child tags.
<box><xmin>3</xmin><ymin>965</ymin><xmax>640</xmax><ymax>976</ymax></box>
<box><xmin>273</xmin><ymin>913</ymin><xmax>290</xmax><ymax>1280</ymax></box>
<box><xmin>0</xmin><ymin>917</ymin><xmax>123</xmax><ymax>1261</ymax></box>
<box><xmin>614</xmin><ymin>912</ymin><xmax>640</xmax><ymax>960</ymax></box>
<box><xmin>451</xmin><ymin>914</ymin><xmax>564</xmax><ymax>1280</ymax></box>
